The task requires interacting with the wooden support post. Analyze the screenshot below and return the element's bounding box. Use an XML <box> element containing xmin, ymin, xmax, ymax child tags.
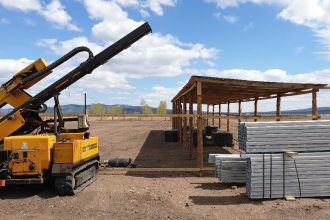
<box><xmin>218</xmin><ymin>104</ymin><xmax>221</xmax><ymax>129</ymax></box>
<box><xmin>173</xmin><ymin>102</ymin><xmax>175</xmax><ymax>129</ymax></box>
<box><xmin>189</xmin><ymin>92</ymin><xmax>194</xmax><ymax>159</ymax></box>
<box><xmin>312</xmin><ymin>89</ymin><xmax>318</xmax><ymax>120</ymax></box>
<box><xmin>183</xmin><ymin>96</ymin><xmax>188</xmax><ymax>152</ymax></box>
<box><xmin>254</xmin><ymin>98</ymin><xmax>258</xmax><ymax>122</ymax></box>
<box><xmin>172</xmin><ymin>102</ymin><xmax>175</xmax><ymax>128</ymax></box>
<box><xmin>206</xmin><ymin>104</ymin><xmax>209</xmax><ymax>126</ymax></box>
<box><xmin>227</xmin><ymin>102</ymin><xmax>230</xmax><ymax>132</ymax></box>
<box><xmin>238</xmin><ymin>101</ymin><xmax>242</xmax><ymax>123</ymax></box>
<box><xmin>175</xmin><ymin>101</ymin><xmax>179</xmax><ymax>132</ymax></box>
<box><xmin>197</xmin><ymin>81</ymin><xmax>203</xmax><ymax>175</ymax></box>
<box><xmin>174</xmin><ymin>102</ymin><xmax>178</xmax><ymax>129</ymax></box>
<box><xmin>175</xmin><ymin>102</ymin><xmax>178</xmax><ymax>136</ymax></box>
<box><xmin>276</xmin><ymin>94</ymin><xmax>281</xmax><ymax>121</ymax></box>
<box><xmin>212</xmin><ymin>104</ymin><xmax>215</xmax><ymax>125</ymax></box>
<box><xmin>179</xmin><ymin>100</ymin><xmax>183</xmax><ymax>143</ymax></box>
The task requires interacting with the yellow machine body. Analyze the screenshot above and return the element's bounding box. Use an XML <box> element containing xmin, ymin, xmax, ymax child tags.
<box><xmin>2</xmin><ymin>134</ymin><xmax>99</xmax><ymax>177</ymax></box>
<box><xmin>54</xmin><ymin>136</ymin><xmax>99</xmax><ymax>164</ymax></box>
<box><xmin>0</xmin><ymin>112</ymin><xmax>25</xmax><ymax>142</ymax></box>
<box><xmin>3</xmin><ymin>135</ymin><xmax>56</xmax><ymax>176</ymax></box>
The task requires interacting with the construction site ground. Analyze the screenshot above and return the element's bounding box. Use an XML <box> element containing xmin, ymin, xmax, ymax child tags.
<box><xmin>1</xmin><ymin>120</ymin><xmax>330</xmax><ymax>219</ymax></box>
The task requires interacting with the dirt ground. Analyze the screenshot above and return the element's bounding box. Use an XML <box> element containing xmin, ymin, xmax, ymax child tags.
<box><xmin>1</xmin><ymin>120</ymin><xmax>330</xmax><ymax>220</ymax></box>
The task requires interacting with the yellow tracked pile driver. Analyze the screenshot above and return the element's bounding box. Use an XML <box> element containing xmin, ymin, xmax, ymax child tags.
<box><xmin>0</xmin><ymin>22</ymin><xmax>151</xmax><ymax>195</ymax></box>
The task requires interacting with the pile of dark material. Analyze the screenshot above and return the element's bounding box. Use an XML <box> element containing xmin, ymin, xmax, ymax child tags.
<box><xmin>164</xmin><ymin>129</ymin><xmax>178</xmax><ymax>142</ymax></box>
<box><xmin>198</xmin><ymin>126</ymin><xmax>233</xmax><ymax>147</ymax></box>
<box><xmin>168</xmin><ymin>125</ymin><xmax>233</xmax><ymax>147</ymax></box>
<box><xmin>205</xmin><ymin>126</ymin><xmax>218</xmax><ymax>136</ymax></box>
<box><xmin>212</xmin><ymin>131</ymin><xmax>233</xmax><ymax>147</ymax></box>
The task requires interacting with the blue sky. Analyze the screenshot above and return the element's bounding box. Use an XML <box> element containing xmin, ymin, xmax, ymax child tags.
<box><xmin>0</xmin><ymin>0</ymin><xmax>330</xmax><ymax>111</ymax></box>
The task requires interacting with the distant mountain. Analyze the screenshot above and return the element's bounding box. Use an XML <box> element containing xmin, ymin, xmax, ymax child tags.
<box><xmin>0</xmin><ymin>104</ymin><xmax>159</xmax><ymax>114</ymax></box>
<box><xmin>45</xmin><ymin>104</ymin><xmax>160</xmax><ymax>114</ymax></box>
<box><xmin>0</xmin><ymin>104</ymin><xmax>157</xmax><ymax>114</ymax></box>
<box><xmin>1</xmin><ymin>105</ymin><xmax>330</xmax><ymax>115</ymax></box>
<box><xmin>258</xmin><ymin>107</ymin><xmax>330</xmax><ymax>115</ymax></box>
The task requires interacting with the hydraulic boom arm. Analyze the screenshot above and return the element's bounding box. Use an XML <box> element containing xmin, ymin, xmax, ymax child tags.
<box><xmin>0</xmin><ymin>22</ymin><xmax>152</xmax><ymax>142</ymax></box>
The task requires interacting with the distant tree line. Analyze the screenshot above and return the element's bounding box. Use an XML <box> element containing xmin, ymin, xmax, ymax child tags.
<box><xmin>89</xmin><ymin>100</ymin><xmax>167</xmax><ymax>116</ymax></box>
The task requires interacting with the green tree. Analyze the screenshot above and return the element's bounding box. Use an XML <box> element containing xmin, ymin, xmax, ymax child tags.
<box><xmin>156</xmin><ymin>101</ymin><xmax>167</xmax><ymax>115</ymax></box>
<box><xmin>90</xmin><ymin>103</ymin><xmax>105</xmax><ymax>115</ymax></box>
<box><xmin>144</xmin><ymin>105</ymin><xmax>153</xmax><ymax>115</ymax></box>
<box><xmin>140</xmin><ymin>99</ymin><xmax>153</xmax><ymax>115</ymax></box>
<box><xmin>108</xmin><ymin>106</ymin><xmax>124</xmax><ymax>116</ymax></box>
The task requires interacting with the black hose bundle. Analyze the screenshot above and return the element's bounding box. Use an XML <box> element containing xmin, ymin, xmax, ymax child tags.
<box><xmin>107</xmin><ymin>158</ymin><xmax>136</xmax><ymax>168</ymax></box>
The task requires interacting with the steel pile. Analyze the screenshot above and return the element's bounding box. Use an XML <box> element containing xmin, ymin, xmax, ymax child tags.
<box><xmin>208</xmin><ymin>154</ymin><xmax>240</xmax><ymax>164</ymax></box>
<box><xmin>238</xmin><ymin>120</ymin><xmax>330</xmax><ymax>153</ymax></box>
<box><xmin>246</xmin><ymin>152</ymin><xmax>330</xmax><ymax>199</ymax></box>
<box><xmin>209</xmin><ymin>154</ymin><xmax>246</xmax><ymax>183</ymax></box>
<box><xmin>210</xmin><ymin>120</ymin><xmax>330</xmax><ymax>199</ymax></box>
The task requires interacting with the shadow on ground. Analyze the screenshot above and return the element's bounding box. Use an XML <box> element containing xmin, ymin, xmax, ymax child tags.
<box><xmin>188</xmin><ymin>195</ymin><xmax>256</xmax><ymax>205</ymax></box>
<box><xmin>191</xmin><ymin>182</ymin><xmax>245</xmax><ymax>191</ymax></box>
<box><xmin>0</xmin><ymin>183</ymin><xmax>57</xmax><ymax>199</ymax></box>
<box><xmin>126</xmin><ymin>130</ymin><xmax>233</xmax><ymax>178</ymax></box>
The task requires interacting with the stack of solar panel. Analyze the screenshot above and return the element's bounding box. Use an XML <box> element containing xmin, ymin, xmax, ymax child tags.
<box><xmin>215</xmin><ymin>156</ymin><xmax>247</xmax><ymax>183</ymax></box>
<box><xmin>238</xmin><ymin>120</ymin><xmax>330</xmax><ymax>153</ymax></box>
<box><xmin>246</xmin><ymin>152</ymin><xmax>330</xmax><ymax>199</ymax></box>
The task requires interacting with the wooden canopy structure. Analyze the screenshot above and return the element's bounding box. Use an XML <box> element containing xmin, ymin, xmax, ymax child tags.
<box><xmin>172</xmin><ymin>76</ymin><xmax>328</xmax><ymax>105</ymax></box>
<box><xmin>171</xmin><ymin>76</ymin><xmax>328</xmax><ymax>173</ymax></box>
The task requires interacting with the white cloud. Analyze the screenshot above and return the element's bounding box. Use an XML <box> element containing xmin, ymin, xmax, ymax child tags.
<box><xmin>84</xmin><ymin>0</ymin><xmax>128</xmax><ymax>21</ymax></box>
<box><xmin>131</xmin><ymin>85</ymin><xmax>181</xmax><ymax>107</ymax></box>
<box><xmin>37</xmin><ymin>37</ymin><xmax>103</xmax><ymax>56</ymax></box>
<box><xmin>204</xmin><ymin>0</ymin><xmax>288</xmax><ymax>9</ymax></box>
<box><xmin>139</xmin><ymin>9</ymin><xmax>150</xmax><ymax>18</ymax></box>
<box><xmin>0</xmin><ymin>58</ymin><xmax>34</xmax><ymax>80</ymax></box>
<box><xmin>223</xmin><ymin>15</ymin><xmax>239</xmax><ymax>23</ymax></box>
<box><xmin>0</xmin><ymin>0</ymin><xmax>80</xmax><ymax>31</ymax></box>
<box><xmin>38</xmin><ymin>34</ymin><xmax>217</xmax><ymax>78</ymax></box>
<box><xmin>191</xmin><ymin>68</ymin><xmax>330</xmax><ymax>84</ymax></box>
<box><xmin>141</xmin><ymin>0</ymin><xmax>176</xmax><ymax>16</ymax></box>
<box><xmin>85</xmin><ymin>0</ymin><xmax>175</xmax><ymax>19</ymax></box>
<box><xmin>295</xmin><ymin>46</ymin><xmax>304</xmax><ymax>54</ymax></box>
<box><xmin>0</xmin><ymin>17</ymin><xmax>9</xmax><ymax>24</ymax></box>
<box><xmin>39</xmin><ymin>0</ymin><xmax>81</xmax><ymax>31</ymax></box>
<box><xmin>214</xmin><ymin>12</ymin><xmax>239</xmax><ymax>23</ymax></box>
<box><xmin>114</xmin><ymin>0</ymin><xmax>139</xmax><ymax>7</ymax></box>
<box><xmin>242</xmin><ymin>22</ymin><xmax>254</xmax><ymax>32</ymax></box>
<box><xmin>23</xmin><ymin>18</ymin><xmax>36</xmax><ymax>26</ymax></box>
<box><xmin>0</xmin><ymin>57</ymin><xmax>133</xmax><ymax>107</ymax></box>
<box><xmin>36</xmin><ymin>0</ymin><xmax>218</xmax><ymax>79</ymax></box>
<box><xmin>205</xmin><ymin>0</ymin><xmax>330</xmax><ymax>59</ymax></box>
<box><xmin>0</xmin><ymin>0</ymin><xmax>42</xmax><ymax>11</ymax></box>
<box><xmin>77</xmin><ymin>69</ymin><xmax>134</xmax><ymax>91</ymax></box>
